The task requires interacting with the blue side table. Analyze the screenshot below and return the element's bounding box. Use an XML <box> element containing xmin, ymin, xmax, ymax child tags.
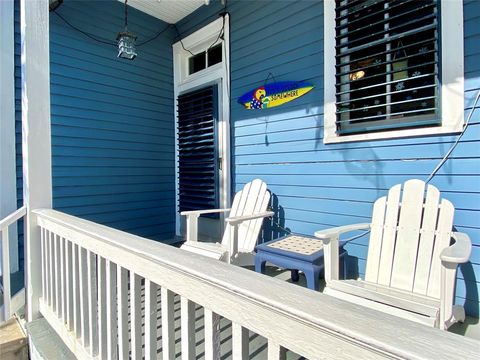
<box><xmin>255</xmin><ymin>234</ymin><xmax>346</xmax><ymax>290</ymax></box>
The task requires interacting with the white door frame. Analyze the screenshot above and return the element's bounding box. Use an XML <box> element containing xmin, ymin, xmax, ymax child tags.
<box><xmin>173</xmin><ymin>15</ymin><xmax>231</xmax><ymax>237</ymax></box>
<box><xmin>0</xmin><ymin>0</ymin><xmax>19</xmax><ymax>273</ymax></box>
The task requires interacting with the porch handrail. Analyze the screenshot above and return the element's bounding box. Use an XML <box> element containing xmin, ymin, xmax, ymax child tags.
<box><xmin>34</xmin><ymin>208</ymin><xmax>478</xmax><ymax>360</ymax></box>
<box><xmin>1</xmin><ymin>205</ymin><xmax>27</xmax><ymax>323</ymax></box>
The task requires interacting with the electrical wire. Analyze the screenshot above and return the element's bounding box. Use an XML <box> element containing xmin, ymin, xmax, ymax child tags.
<box><xmin>173</xmin><ymin>24</ymin><xmax>195</xmax><ymax>56</ymax></box>
<box><xmin>137</xmin><ymin>24</ymin><xmax>172</xmax><ymax>46</ymax></box>
<box><xmin>52</xmin><ymin>9</ymin><xmax>117</xmax><ymax>46</ymax></box>
<box><xmin>52</xmin><ymin>7</ymin><xmax>173</xmax><ymax>48</ymax></box>
<box><xmin>425</xmin><ymin>89</ymin><xmax>480</xmax><ymax>184</ymax></box>
<box><xmin>174</xmin><ymin>0</ymin><xmax>228</xmax><ymax>56</ymax></box>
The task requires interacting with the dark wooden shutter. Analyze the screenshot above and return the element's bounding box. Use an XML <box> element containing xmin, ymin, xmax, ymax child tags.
<box><xmin>335</xmin><ymin>0</ymin><xmax>440</xmax><ymax>134</ymax></box>
<box><xmin>177</xmin><ymin>86</ymin><xmax>219</xmax><ymax>212</ymax></box>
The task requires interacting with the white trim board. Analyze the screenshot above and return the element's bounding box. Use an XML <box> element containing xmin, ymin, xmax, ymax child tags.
<box><xmin>21</xmin><ymin>0</ymin><xmax>53</xmax><ymax>321</ymax></box>
<box><xmin>323</xmin><ymin>0</ymin><xmax>464</xmax><ymax>144</ymax></box>
<box><xmin>0</xmin><ymin>0</ymin><xmax>19</xmax><ymax>273</ymax></box>
<box><xmin>173</xmin><ymin>15</ymin><xmax>231</xmax><ymax>238</ymax></box>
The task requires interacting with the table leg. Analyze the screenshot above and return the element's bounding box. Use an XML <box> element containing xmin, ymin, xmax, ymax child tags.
<box><xmin>290</xmin><ymin>269</ymin><xmax>299</xmax><ymax>282</ymax></box>
<box><xmin>304</xmin><ymin>267</ymin><xmax>320</xmax><ymax>291</ymax></box>
<box><xmin>255</xmin><ymin>254</ymin><xmax>266</xmax><ymax>274</ymax></box>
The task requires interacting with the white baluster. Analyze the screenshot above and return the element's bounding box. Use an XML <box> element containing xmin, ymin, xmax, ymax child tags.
<box><xmin>130</xmin><ymin>272</ymin><xmax>142</xmax><ymax>360</ymax></box>
<box><xmin>54</xmin><ymin>234</ymin><xmax>60</xmax><ymax>316</ymax></box>
<box><xmin>161</xmin><ymin>287</ymin><xmax>175</xmax><ymax>360</ymax></box>
<box><xmin>40</xmin><ymin>227</ymin><xmax>46</xmax><ymax>301</ymax></box>
<box><xmin>79</xmin><ymin>247</ymin><xmax>89</xmax><ymax>347</ymax></box>
<box><xmin>87</xmin><ymin>250</ymin><xmax>98</xmax><ymax>356</ymax></box>
<box><xmin>268</xmin><ymin>340</ymin><xmax>286</xmax><ymax>360</ymax></box>
<box><xmin>1</xmin><ymin>226</ymin><xmax>11</xmax><ymax>320</ymax></box>
<box><xmin>97</xmin><ymin>257</ymin><xmax>107</xmax><ymax>360</ymax></box>
<box><xmin>145</xmin><ymin>280</ymin><xmax>158</xmax><ymax>360</ymax></box>
<box><xmin>60</xmin><ymin>236</ymin><xmax>66</xmax><ymax>321</ymax></box>
<box><xmin>181</xmin><ymin>297</ymin><xmax>196</xmax><ymax>360</ymax></box>
<box><xmin>117</xmin><ymin>266</ymin><xmax>129</xmax><ymax>359</ymax></box>
<box><xmin>106</xmin><ymin>260</ymin><xmax>118</xmax><ymax>360</ymax></box>
<box><xmin>72</xmin><ymin>243</ymin><xmax>80</xmax><ymax>337</ymax></box>
<box><xmin>49</xmin><ymin>230</ymin><xmax>54</xmax><ymax>309</ymax></box>
<box><xmin>232</xmin><ymin>323</ymin><xmax>249</xmax><ymax>360</ymax></box>
<box><xmin>204</xmin><ymin>308</ymin><xmax>221</xmax><ymax>360</ymax></box>
<box><xmin>65</xmin><ymin>240</ymin><xmax>73</xmax><ymax>331</ymax></box>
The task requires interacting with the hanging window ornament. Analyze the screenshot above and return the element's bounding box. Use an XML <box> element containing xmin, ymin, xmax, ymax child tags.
<box><xmin>117</xmin><ymin>0</ymin><xmax>137</xmax><ymax>60</ymax></box>
<box><xmin>393</xmin><ymin>40</ymin><xmax>408</xmax><ymax>82</ymax></box>
<box><xmin>418</xmin><ymin>46</ymin><xmax>428</xmax><ymax>54</ymax></box>
<box><xmin>395</xmin><ymin>82</ymin><xmax>405</xmax><ymax>91</ymax></box>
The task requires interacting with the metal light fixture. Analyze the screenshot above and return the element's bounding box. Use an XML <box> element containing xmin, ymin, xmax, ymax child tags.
<box><xmin>117</xmin><ymin>0</ymin><xmax>137</xmax><ymax>60</ymax></box>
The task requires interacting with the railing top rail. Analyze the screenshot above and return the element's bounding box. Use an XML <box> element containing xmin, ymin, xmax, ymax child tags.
<box><xmin>34</xmin><ymin>208</ymin><xmax>478</xmax><ymax>359</ymax></box>
<box><xmin>0</xmin><ymin>206</ymin><xmax>26</xmax><ymax>230</ymax></box>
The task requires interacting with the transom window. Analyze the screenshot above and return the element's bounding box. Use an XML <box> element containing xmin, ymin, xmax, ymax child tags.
<box><xmin>323</xmin><ymin>0</ymin><xmax>464</xmax><ymax>143</ymax></box>
<box><xmin>188</xmin><ymin>44</ymin><xmax>223</xmax><ymax>75</ymax></box>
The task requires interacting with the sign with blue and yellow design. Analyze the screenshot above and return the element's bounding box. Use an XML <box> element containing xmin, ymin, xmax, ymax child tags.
<box><xmin>238</xmin><ymin>81</ymin><xmax>314</xmax><ymax>109</ymax></box>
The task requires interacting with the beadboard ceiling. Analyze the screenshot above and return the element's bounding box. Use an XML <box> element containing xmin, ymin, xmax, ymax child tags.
<box><xmin>121</xmin><ymin>0</ymin><xmax>206</xmax><ymax>24</ymax></box>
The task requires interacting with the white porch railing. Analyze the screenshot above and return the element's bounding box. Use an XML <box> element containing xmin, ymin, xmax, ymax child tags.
<box><xmin>34</xmin><ymin>209</ymin><xmax>478</xmax><ymax>360</ymax></box>
<box><xmin>0</xmin><ymin>205</ymin><xmax>26</xmax><ymax>323</ymax></box>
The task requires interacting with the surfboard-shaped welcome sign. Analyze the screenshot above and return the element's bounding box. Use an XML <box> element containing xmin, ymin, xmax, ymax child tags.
<box><xmin>238</xmin><ymin>81</ymin><xmax>314</xmax><ymax>109</ymax></box>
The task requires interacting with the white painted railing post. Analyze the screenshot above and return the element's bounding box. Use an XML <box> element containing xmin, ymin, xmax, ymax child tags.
<box><xmin>0</xmin><ymin>0</ymin><xmax>19</xmax><ymax>275</ymax></box>
<box><xmin>20</xmin><ymin>0</ymin><xmax>52</xmax><ymax>322</ymax></box>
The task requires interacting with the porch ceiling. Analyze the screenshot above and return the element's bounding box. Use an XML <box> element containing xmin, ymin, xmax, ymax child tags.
<box><xmin>121</xmin><ymin>0</ymin><xmax>205</xmax><ymax>24</ymax></box>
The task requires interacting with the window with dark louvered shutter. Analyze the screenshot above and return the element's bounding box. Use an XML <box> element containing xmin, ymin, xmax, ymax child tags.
<box><xmin>335</xmin><ymin>0</ymin><xmax>440</xmax><ymax>135</ymax></box>
<box><xmin>177</xmin><ymin>86</ymin><xmax>219</xmax><ymax>213</ymax></box>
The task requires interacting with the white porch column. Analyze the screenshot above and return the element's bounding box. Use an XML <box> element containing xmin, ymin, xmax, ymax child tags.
<box><xmin>21</xmin><ymin>0</ymin><xmax>52</xmax><ymax>321</ymax></box>
<box><xmin>0</xmin><ymin>0</ymin><xmax>19</xmax><ymax>273</ymax></box>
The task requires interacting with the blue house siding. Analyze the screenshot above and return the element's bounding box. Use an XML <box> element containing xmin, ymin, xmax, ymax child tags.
<box><xmin>48</xmin><ymin>1</ymin><xmax>176</xmax><ymax>241</ymax></box>
<box><xmin>15</xmin><ymin>1</ymin><xmax>177</xmax><ymax>242</ymax></box>
<box><xmin>178</xmin><ymin>0</ymin><xmax>480</xmax><ymax>317</ymax></box>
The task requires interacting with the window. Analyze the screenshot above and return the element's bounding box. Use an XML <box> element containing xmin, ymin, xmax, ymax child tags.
<box><xmin>324</xmin><ymin>0</ymin><xmax>464</xmax><ymax>143</ymax></box>
<box><xmin>188</xmin><ymin>44</ymin><xmax>223</xmax><ymax>75</ymax></box>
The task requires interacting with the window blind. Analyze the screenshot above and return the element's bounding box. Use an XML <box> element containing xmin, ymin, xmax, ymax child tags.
<box><xmin>177</xmin><ymin>86</ymin><xmax>219</xmax><ymax>212</ymax></box>
<box><xmin>335</xmin><ymin>0</ymin><xmax>440</xmax><ymax>135</ymax></box>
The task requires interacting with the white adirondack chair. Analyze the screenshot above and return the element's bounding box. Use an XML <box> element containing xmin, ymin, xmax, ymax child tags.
<box><xmin>180</xmin><ymin>179</ymin><xmax>274</xmax><ymax>265</ymax></box>
<box><xmin>314</xmin><ymin>179</ymin><xmax>471</xmax><ymax>330</ymax></box>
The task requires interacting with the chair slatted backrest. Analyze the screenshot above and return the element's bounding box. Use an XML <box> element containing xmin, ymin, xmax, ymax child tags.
<box><xmin>221</xmin><ymin>179</ymin><xmax>270</xmax><ymax>252</ymax></box>
<box><xmin>365</xmin><ymin>179</ymin><xmax>454</xmax><ymax>299</ymax></box>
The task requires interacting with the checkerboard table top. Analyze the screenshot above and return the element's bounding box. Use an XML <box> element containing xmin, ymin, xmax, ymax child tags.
<box><xmin>266</xmin><ymin>235</ymin><xmax>324</xmax><ymax>256</ymax></box>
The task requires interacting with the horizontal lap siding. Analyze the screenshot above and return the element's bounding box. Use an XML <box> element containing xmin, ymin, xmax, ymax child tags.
<box><xmin>178</xmin><ymin>0</ymin><xmax>480</xmax><ymax>317</ymax></box>
<box><xmin>49</xmin><ymin>1</ymin><xmax>176</xmax><ymax>241</ymax></box>
<box><xmin>15</xmin><ymin>1</ymin><xmax>176</xmax><ymax>242</ymax></box>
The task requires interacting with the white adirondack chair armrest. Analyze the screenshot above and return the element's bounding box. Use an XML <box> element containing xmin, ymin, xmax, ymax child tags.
<box><xmin>314</xmin><ymin>223</ymin><xmax>371</xmax><ymax>240</ymax></box>
<box><xmin>440</xmin><ymin>232</ymin><xmax>472</xmax><ymax>264</ymax></box>
<box><xmin>180</xmin><ymin>208</ymin><xmax>231</xmax><ymax>217</ymax></box>
<box><xmin>225</xmin><ymin>211</ymin><xmax>274</xmax><ymax>226</ymax></box>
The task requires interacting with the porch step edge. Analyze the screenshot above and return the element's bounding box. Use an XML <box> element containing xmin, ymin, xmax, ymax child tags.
<box><xmin>25</xmin><ymin>318</ymin><xmax>76</xmax><ymax>360</ymax></box>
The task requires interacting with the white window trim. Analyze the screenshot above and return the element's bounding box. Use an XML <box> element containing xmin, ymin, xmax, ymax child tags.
<box><xmin>172</xmin><ymin>15</ymin><xmax>231</xmax><ymax>237</ymax></box>
<box><xmin>323</xmin><ymin>0</ymin><xmax>464</xmax><ymax>144</ymax></box>
<box><xmin>0</xmin><ymin>0</ymin><xmax>19</xmax><ymax>273</ymax></box>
